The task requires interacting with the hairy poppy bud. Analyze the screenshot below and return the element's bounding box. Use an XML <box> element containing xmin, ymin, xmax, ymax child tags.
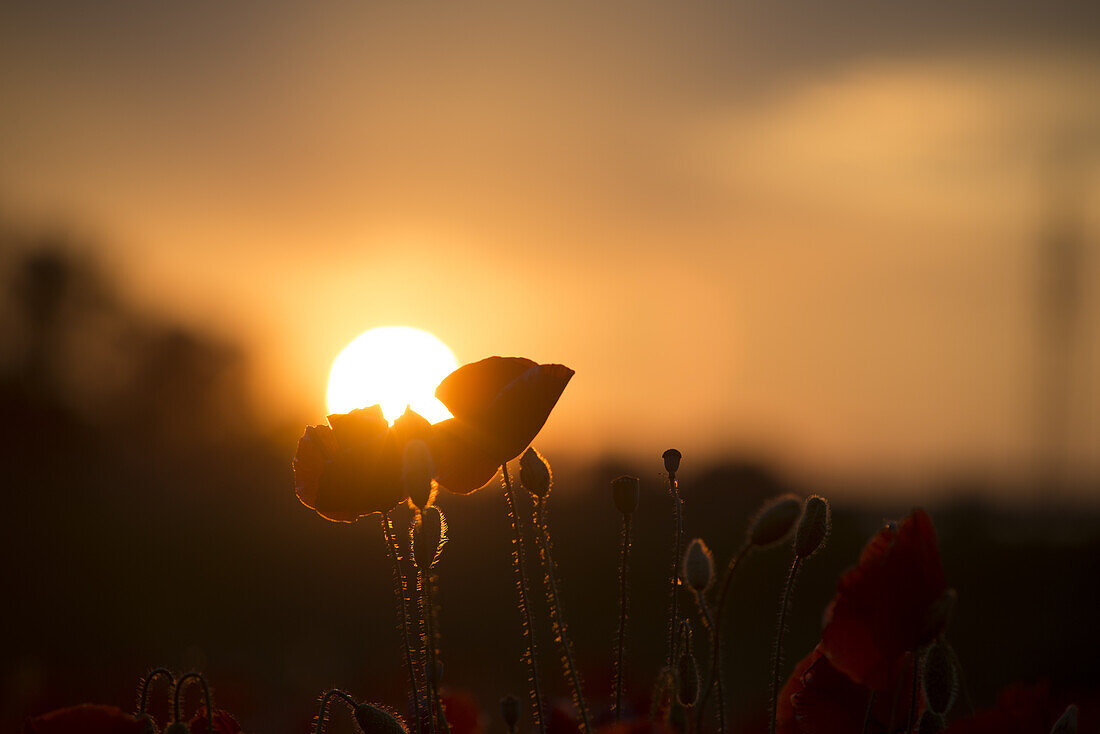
<box><xmin>1051</xmin><ymin>705</ymin><xmax>1078</xmax><ymax>734</ymax></box>
<box><xmin>403</xmin><ymin>439</ymin><xmax>435</xmax><ymax>510</ymax></box>
<box><xmin>918</xmin><ymin>711</ymin><xmax>945</xmax><ymax>734</ymax></box>
<box><xmin>676</xmin><ymin>625</ymin><xmax>699</xmax><ymax>707</ymax></box>
<box><xmin>794</xmin><ymin>495</ymin><xmax>830</xmax><ymax>559</ymax></box>
<box><xmin>663</xmin><ymin>449</ymin><xmax>682</xmax><ymax>476</ymax></box>
<box><xmin>748</xmin><ymin>494</ymin><xmax>802</xmax><ymax>548</ymax></box>
<box><xmin>355</xmin><ymin>703</ymin><xmax>409</xmax><ymax>734</ymax></box>
<box><xmin>519</xmin><ymin>448</ymin><xmax>552</xmax><ymax>499</ymax></box>
<box><xmin>921</xmin><ymin>641</ymin><xmax>958</xmax><ymax>715</ymax></box>
<box><xmin>681</xmin><ymin>538</ymin><xmax>714</xmax><ymax>592</ymax></box>
<box><xmin>413</xmin><ymin>506</ymin><xmax>447</xmax><ymax>570</ymax></box>
<box><xmin>500</xmin><ymin>695</ymin><xmax>521</xmax><ymax>734</ymax></box>
<box><xmin>612</xmin><ymin>476</ymin><xmax>640</xmax><ymax>515</ymax></box>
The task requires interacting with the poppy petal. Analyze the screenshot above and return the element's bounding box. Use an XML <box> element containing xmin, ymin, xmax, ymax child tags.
<box><xmin>435</xmin><ymin>357</ymin><xmax>537</xmax><ymax>421</ymax></box>
<box><xmin>24</xmin><ymin>705</ymin><xmax>149</xmax><ymax>734</ymax></box>
<box><xmin>430</xmin><ymin>418</ymin><xmax>501</xmax><ymax>494</ymax></box>
<box><xmin>189</xmin><ymin>707</ymin><xmax>242</xmax><ymax>734</ymax></box>
<box><xmin>327</xmin><ymin>405</ymin><xmax>388</xmax><ymax>447</ymax></box>
<box><xmin>292</xmin><ymin>425</ymin><xmax>336</xmax><ymax>513</ymax></box>
<box><xmin>480</xmin><ymin>363</ymin><xmax>574</xmax><ymax>462</ymax></box>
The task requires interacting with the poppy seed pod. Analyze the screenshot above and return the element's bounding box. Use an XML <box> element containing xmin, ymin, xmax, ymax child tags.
<box><xmin>921</xmin><ymin>641</ymin><xmax>958</xmax><ymax>715</ymax></box>
<box><xmin>519</xmin><ymin>447</ymin><xmax>552</xmax><ymax>499</ymax></box>
<box><xmin>917</xmin><ymin>711</ymin><xmax>946</xmax><ymax>734</ymax></box>
<box><xmin>403</xmin><ymin>439</ymin><xmax>435</xmax><ymax>510</ymax></box>
<box><xmin>611</xmin><ymin>476</ymin><xmax>640</xmax><ymax>515</ymax></box>
<box><xmin>413</xmin><ymin>506</ymin><xmax>447</xmax><ymax>570</ymax></box>
<box><xmin>354</xmin><ymin>703</ymin><xmax>409</xmax><ymax>734</ymax></box>
<box><xmin>681</xmin><ymin>538</ymin><xmax>714</xmax><ymax>592</ymax></box>
<box><xmin>794</xmin><ymin>495</ymin><xmax>830</xmax><ymax>559</ymax></box>
<box><xmin>500</xmin><ymin>695</ymin><xmax>521</xmax><ymax>734</ymax></box>
<box><xmin>663</xmin><ymin>448</ymin><xmax>682</xmax><ymax>476</ymax></box>
<box><xmin>748</xmin><ymin>494</ymin><xmax>803</xmax><ymax>548</ymax></box>
<box><xmin>1051</xmin><ymin>705</ymin><xmax>1078</xmax><ymax>734</ymax></box>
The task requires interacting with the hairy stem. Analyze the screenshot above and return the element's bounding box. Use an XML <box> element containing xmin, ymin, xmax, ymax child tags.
<box><xmin>666</xmin><ymin>475</ymin><xmax>684</xmax><ymax>676</ymax></box>
<box><xmin>383</xmin><ymin>511</ymin><xmax>423</xmax><ymax>734</ymax></box>
<box><xmin>422</xmin><ymin>567</ymin><xmax>450</xmax><ymax>734</ymax></box>
<box><xmin>173</xmin><ymin>672</ymin><xmax>213</xmax><ymax>734</ymax></box>
<box><xmin>769</xmin><ymin>558</ymin><xmax>802</xmax><ymax>734</ymax></box>
<box><xmin>137</xmin><ymin>667</ymin><xmax>175</xmax><ymax>716</ymax></box>
<box><xmin>533</xmin><ymin>499</ymin><xmax>592</xmax><ymax>734</ymax></box>
<box><xmin>690</xmin><ymin>590</ymin><xmax>724</xmax><ymax>733</ymax></box>
<box><xmin>502</xmin><ymin>464</ymin><xmax>546</xmax><ymax>734</ymax></box>
<box><xmin>697</xmin><ymin>545</ymin><xmax>750</xmax><ymax>733</ymax></box>
<box><xmin>615</xmin><ymin>513</ymin><xmax>633</xmax><ymax>721</ymax></box>
<box><xmin>315</xmin><ymin>689</ymin><xmax>358</xmax><ymax>734</ymax></box>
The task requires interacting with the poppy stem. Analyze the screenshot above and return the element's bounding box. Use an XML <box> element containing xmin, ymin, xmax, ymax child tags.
<box><xmin>533</xmin><ymin>498</ymin><xmax>592</xmax><ymax>734</ymax></box>
<box><xmin>697</xmin><ymin>545</ymin><xmax>750</xmax><ymax>734</ymax></box>
<box><xmin>502</xmin><ymin>463</ymin><xmax>547</xmax><ymax>734</ymax></box>
<box><xmin>614</xmin><ymin>512</ymin><xmax>633</xmax><ymax>721</ymax></box>
<box><xmin>420</xmin><ymin>565</ymin><xmax>448</xmax><ymax>734</ymax></box>
<box><xmin>690</xmin><ymin>590</ymin><xmax>724</xmax><ymax>734</ymax></box>
<box><xmin>315</xmin><ymin>689</ymin><xmax>358</xmax><ymax>734</ymax></box>
<box><xmin>666</xmin><ymin>473</ymin><xmax>684</xmax><ymax>682</ymax></box>
<box><xmin>137</xmin><ymin>667</ymin><xmax>175</xmax><ymax>717</ymax></box>
<box><xmin>906</xmin><ymin>650</ymin><xmax>920</xmax><ymax>734</ymax></box>
<box><xmin>769</xmin><ymin>557</ymin><xmax>803</xmax><ymax>734</ymax></box>
<box><xmin>173</xmin><ymin>671</ymin><xmax>213</xmax><ymax>734</ymax></box>
<box><xmin>860</xmin><ymin>691</ymin><xmax>876</xmax><ymax>734</ymax></box>
<box><xmin>382</xmin><ymin>511</ymin><xmax>424</xmax><ymax>734</ymax></box>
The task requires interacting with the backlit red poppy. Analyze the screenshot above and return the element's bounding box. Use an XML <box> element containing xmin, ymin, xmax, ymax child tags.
<box><xmin>23</xmin><ymin>705</ymin><xmax>150</xmax><ymax>734</ymax></box>
<box><xmin>293</xmin><ymin>404</ymin><xmax>431</xmax><ymax>522</ymax></box>
<box><xmin>821</xmin><ymin>510</ymin><xmax>946</xmax><ymax>691</ymax></box>
<box><xmin>188</xmin><ymin>706</ymin><xmax>242</xmax><ymax>734</ymax></box>
<box><xmin>430</xmin><ymin>357</ymin><xmax>573</xmax><ymax>494</ymax></box>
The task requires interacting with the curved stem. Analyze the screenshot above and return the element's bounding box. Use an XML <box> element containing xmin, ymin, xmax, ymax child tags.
<box><xmin>690</xmin><ymin>590</ymin><xmax>723</xmax><ymax>733</ymax></box>
<box><xmin>315</xmin><ymin>689</ymin><xmax>358</xmax><ymax>734</ymax></box>
<box><xmin>383</xmin><ymin>511</ymin><xmax>423</xmax><ymax>734</ymax></box>
<box><xmin>769</xmin><ymin>558</ymin><xmax>802</xmax><ymax>734</ymax></box>
<box><xmin>173</xmin><ymin>672</ymin><xmax>213</xmax><ymax>734</ymax></box>
<box><xmin>696</xmin><ymin>545</ymin><xmax>750</xmax><ymax>733</ymax></box>
<box><xmin>502</xmin><ymin>464</ymin><xmax>546</xmax><ymax>734</ymax></box>
<box><xmin>137</xmin><ymin>667</ymin><xmax>175</xmax><ymax>716</ymax></box>
<box><xmin>614</xmin><ymin>514</ymin><xmax>632</xmax><ymax>721</ymax></box>
<box><xmin>533</xmin><ymin>500</ymin><xmax>592</xmax><ymax>734</ymax></box>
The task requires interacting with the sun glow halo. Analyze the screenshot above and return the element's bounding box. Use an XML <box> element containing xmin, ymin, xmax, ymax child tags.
<box><xmin>326</xmin><ymin>326</ymin><xmax>458</xmax><ymax>424</ymax></box>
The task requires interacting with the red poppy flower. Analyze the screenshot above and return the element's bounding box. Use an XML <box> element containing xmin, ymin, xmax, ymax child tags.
<box><xmin>821</xmin><ymin>510</ymin><xmax>946</xmax><ymax>691</ymax></box>
<box><xmin>293</xmin><ymin>404</ymin><xmax>431</xmax><ymax>522</ymax></box>
<box><xmin>439</xmin><ymin>689</ymin><xmax>483</xmax><ymax>734</ymax></box>
<box><xmin>188</xmin><ymin>706</ymin><xmax>242</xmax><ymax>734</ymax></box>
<box><xmin>23</xmin><ymin>705</ymin><xmax>150</xmax><ymax>734</ymax></box>
<box><xmin>430</xmin><ymin>357</ymin><xmax>574</xmax><ymax>494</ymax></box>
<box><xmin>777</xmin><ymin>645</ymin><xmax>919</xmax><ymax>734</ymax></box>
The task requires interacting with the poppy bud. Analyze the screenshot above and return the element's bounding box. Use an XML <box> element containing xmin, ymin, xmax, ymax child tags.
<box><xmin>355</xmin><ymin>703</ymin><xmax>409</xmax><ymax>734</ymax></box>
<box><xmin>794</xmin><ymin>495</ymin><xmax>830</xmax><ymax>559</ymax></box>
<box><xmin>500</xmin><ymin>695</ymin><xmax>521</xmax><ymax>734</ymax></box>
<box><xmin>612</xmin><ymin>476</ymin><xmax>640</xmax><ymax>515</ymax></box>
<box><xmin>748</xmin><ymin>495</ymin><xmax>802</xmax><ymax>548</ymax></box>
<box><xmin>681</xmin><ymin>538</ymin><xmax>714</xmax><ymax>592</ymax></box>
<box><xmin>917</xmin><ymin>711</ymin><xmax>946</xmax><ymax>734</ymax></box>
<box><xmin>519</xmin><ymin>448</ymin><xmax>552</xmax><ymax>499</ymax></box>
<box><xmin>1051</xmin><ymin>705</ymin><xmax>1078</xmax><ymax>734</ymax></box>
<box><xmin>921</xmin><ymin>641</ymin><xmax>957</xmax><ymax>715</ymax></box>
<box><xmin>166</xmin><ymin>723</ymin><xmax>190</xmax><ymax>734</ymax></box>
<box><xmin>403</xmin><ymin>439</ymin><xmax>435</xmax><ymax>510</ymax></box>
<box><xmin>413</xmin><ymin>506</ymin><xmax>447</xmax><ymax>570</ymax></box>
<box><xmin>676</xmin><ymin>624</ymin><xmax>699</xmax><ymax>707</ymax></box>
<box><xmin>663</xmin><ymin>449</ymin><xmax>682</xmax><ymax>477</ymax></box>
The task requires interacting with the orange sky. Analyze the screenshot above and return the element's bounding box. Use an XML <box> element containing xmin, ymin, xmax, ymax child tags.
<box><xmin>1</xmin><ymin>2</ymin><xmax>1099</xmax><ymax>491</ymax></box>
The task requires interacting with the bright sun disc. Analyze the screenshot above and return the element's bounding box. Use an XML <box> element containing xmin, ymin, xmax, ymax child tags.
<box><xmin>326</xmin><ymin>326</ymin><xmax>458</xmax><ymax>423</ymax></box>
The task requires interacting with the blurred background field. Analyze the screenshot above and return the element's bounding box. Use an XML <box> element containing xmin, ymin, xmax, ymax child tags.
<box><xmin>2</xmin><ymin>1</ymin><xmax>1099</xmax><ymax>731</ymax></box>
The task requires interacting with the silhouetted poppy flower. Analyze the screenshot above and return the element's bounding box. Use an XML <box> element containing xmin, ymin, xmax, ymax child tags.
<box><xmin>777</xmin><ymin>645</ymin><xmax>919</xmax><ymax>734</ymax></box>
<box><xmin>430</xmin><ymin>357</ymin><xmax>573</xmax><ymax>494</ymax></box>
<box><xmin>23</xmin><ymin>705</ymin><xmax>149</xmax><ymax>734</ymax></box>
<box><xmin>293</xmin><ymin>404</ymin><xmax>431</xmax><ymax>521</ymax></box>
<box><xmin>188</xmin><ymin>706</ymin><xmax>242</xmax><ymax>734</ymax></box>
<box><xmin>821</xmin><ymin>510</ymin><xmax>946</xmax><ymax>691</ymax></box>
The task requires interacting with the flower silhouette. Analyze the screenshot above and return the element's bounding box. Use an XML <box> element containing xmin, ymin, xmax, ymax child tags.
<box><xmin>293</xmin><ymin>404</ymin><xmax>431</xmax><ymax>521</ymax></box>
<box><xmin>23</xmin><ymin>705</ymin><xmax>150</xmax><ymax>734</ymax></box>
<box><xmin>430</xmin><ymin>357</ymin><xmax>574</xmax><ymax>494</ymax></box>
<box><xmin>820</xmin><ymin>509</ymin><xmax>946</xmax><ymax>691</ymax></box>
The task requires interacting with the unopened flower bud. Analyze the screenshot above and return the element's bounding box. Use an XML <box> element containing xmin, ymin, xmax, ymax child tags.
<box><xmin>1051</xmin><ymin>705</ymin><xmax>1078</xmax><ymax>734</ymax></box>
<box><xmin>403</xmin><ymin>439</ymin><xmax>435</xmax><ymax>509</ymax></box>
<box><xmin>663</xmin><ymin>449</ymin><xmax>682</xmax><ymax>477</ymax></box>
<box><xmin>917</xmin><ymin>711</ymin><xmax>945</xmax><ymax>734</ymax></box>
<box><xmin>921</xmin><ymin>641</ymin><xmax>958</xmax><ymax>715</ymax></box>
<box><xmin>794</xmin><ymin>495</ymin><xmax>830</xmax><ymax>559</ymax></box>
<box><xmin>612</xmin><ymin>476</ymin><xmax>640</xmax><ymax>515</ymax></box>
<box><xmin>676</xmin><ymin>626</ymin><xmax>699</xmax><ymax>707</ymax></box>
<box><xmin>681</xmin><ymin>538</ymin><xmax>714</xmax><ymax>592</ymax></box>
<box><xmin>748</xmin><ymin>495</ymin><xmax>802</xmax><ymax>548</ymax></box>
<box><xmin>355</xmin><ymin>703</ymin><xmax>409</xmax><ymax>734</ymax></box>
<box><xmin>412</xmin><ymin>506</ymin><xmax>447</xmax><ymax>570</ymax></box>
<box><xmin>519</xmin><ymin>448</ymin><xmax>552</xmax><ymax>499</ymax></box>
<box><xmin>500</xmin><ymin>695</ymin><xmax>521</xmax><ymax>734</ymax></box>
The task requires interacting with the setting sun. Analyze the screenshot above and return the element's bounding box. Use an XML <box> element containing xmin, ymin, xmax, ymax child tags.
<box><xmin>326</xmin><ymin>326</ymin><xmax>458</xmax><ymax>423</ymax></box>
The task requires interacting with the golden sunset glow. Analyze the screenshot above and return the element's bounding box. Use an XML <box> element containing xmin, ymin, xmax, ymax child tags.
<box><xmin>326</xmin><ymin>326</ymin><xmax>458</xmax><ymax>423</ymax></box>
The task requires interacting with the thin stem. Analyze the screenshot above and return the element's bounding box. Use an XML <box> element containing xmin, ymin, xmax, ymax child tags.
<box><xmin>533</xmin><ymin>499</ymin><xmax>592</xmax><ymax>734</ymax></box>
<box><xmin>666</xmin><ymin>475</ymin><xmax>684</xmax><ymax>676</ymax></box>
<box><xmin>383</xmin><ymin>511</ymin><xmax>423</xmax><ymax>734</ymax></box>
<box><xmin>423</xmin><ymin>567</ymin><xmax>451</xmax><ymax>734</ymax></box>
<box><xmin>137</xmin><ymin>668</ymin><xmax>175</xmax><ymax>716</ymax></box>
<box><xmin>769</xmin><ymin>558</ymin><xmax>802</xmax><ymax>734</ymax></box>
<box><xmin>906</xmin><ymin>650</ymin><xmax>920</xmax><ymax>734</ymax></box>
<box><xmin>690</xmin><ymin>590</ymin><xmax>723</xmax><ymax>734</ymax></box>
<box><xmin>696</xmin><ymin>545</ymin><xmax>750</xmax><ymax>733</ymax></box>
<box><xmin>614</xmin><ymin>513</ymin><xmax>633</xmax><ymax>721</ymax></box>
<box><xmin>415</xmin><ymin>565</ymin><xmax>437</xmax><ymax>734</ymax></box>
<box><xmin>315</xmin><ymin>689</ymin><xmax>358</xmax><ymax>734</ymax></box>
<box><xmin>886</xmin><ymin>662</ymin><xmax>904</xmax><ymax>734</ymax></box>
<box><xmin>173</xmin><ymin>672</ymin><xmax>213</xmax><ymax>734</ymax></box>
<box><xmin>861</xmin><ymin>691</ymin><xmax>876</xmax><ymax>734</ymax></box>
<box><xmin>502</xmin><ymin>464</ymin><xmax>546</xmax><ymax>734</ymax></box>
